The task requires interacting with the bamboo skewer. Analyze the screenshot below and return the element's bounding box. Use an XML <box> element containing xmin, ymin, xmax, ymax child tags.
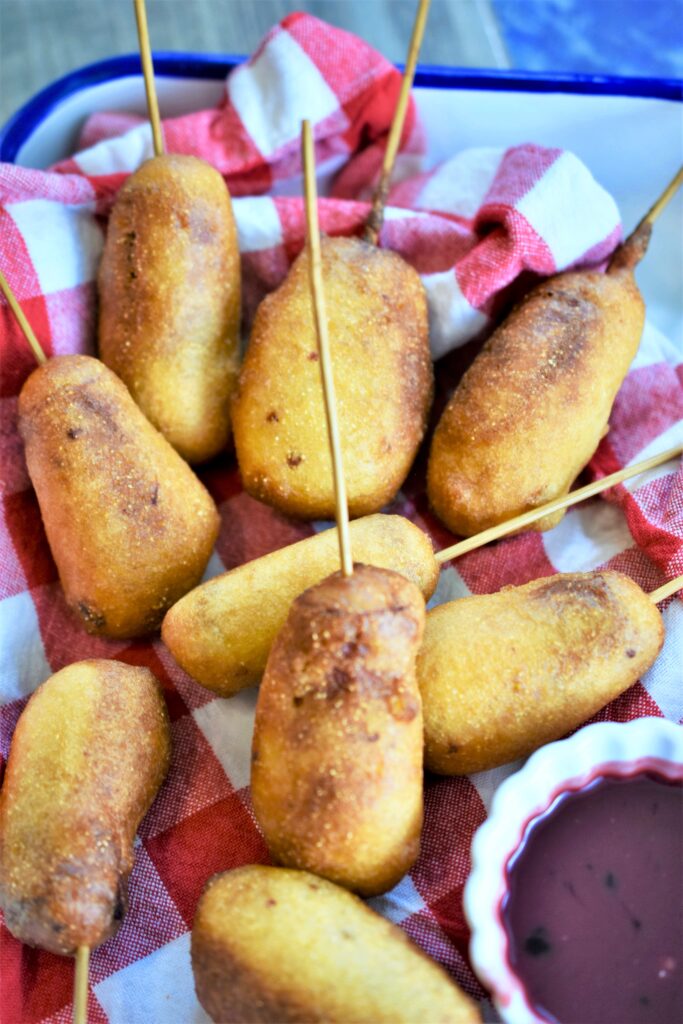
<box><xmin>2</xmin><ymin>241</ymin><xmax>88</xmax><ymax>1024</ymax></box>
<box><xmin>133</xmin><ymin>0</ymin><xmax>164</xmax><ymax>158</ymax></box>
<box><xmin>435</xmin><ymin>444</ymin><xmax>683</xmax><ymax>564</ymax></box>
<box><xmin>364</xmin><ymin>0</ymin><xmax>431</xmax><ymax>245</ymax></box>
<box><xmin>637</xmin><ymin>164</ymin><xmax>683</xmax><ymax>231</ymax></box>
<box><xmin>650</xmin><ymin>576</ymin><xmax>683</xmax><ymax>604</ymax></box>
<box><xmin>610</xmin><ymin>164</ymin><xmax>683</xmax><ymax>272</ymax></box>
<box><xmin>302</xmin><ymin>119</ymin><xmax>353</xmax><ymax>577</ymax></box>
<box><xmin>73</xmin><ymin>946</ymin><xmax>90</xmax><ymax>1024</ymax></box>
<box><xmin>2</xmin><ymin>240</ymin><xmax>86</xmax><ymax>1024</ymax></box>
<box><xmin>0</xmin><ymin>269</ymin><xmax>47</xmax><ymax>365</ymax></box>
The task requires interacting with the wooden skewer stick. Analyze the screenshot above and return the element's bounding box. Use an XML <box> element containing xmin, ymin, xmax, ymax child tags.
<box><xmin>435</xmin><ymin>444</ymin><xmax>683</xmax><ymax>564</ymax></box>
<box><xmin>302</xmin><ymin>120</ymin><xmax>353</xmax><ymax>577</ymax></box>
<box><xmin>611</xmin><ymin>164</ymin><xmax>683</xmax><ymax>271</ymax></box>
<box><xmin>0</xmin><ymin>268</ymin><xmax>48</xmax><ymax>365</ymax></box>
<box><xmin>363</xmin><ymin>0</ymin><xmax>431</xmax><ymax>245</ymax></box>
<box><xmin>73</xmin><ymin>945</ymin><xmax>90</xmax><ymax>1024</ymax></box>
<box><xmin>637</xmin><ymin>164</ymin><xmax>683</xmax><ymax>231</ymax></box>
<box><xmin>650</xmin><ymin>575</ymin><xmax>683</xmax><ymax>604</ymax></box>
<box><xmin>133</xmin><ymin>0</ymin><xmax>164</xmax><ymax>158</ymax></box>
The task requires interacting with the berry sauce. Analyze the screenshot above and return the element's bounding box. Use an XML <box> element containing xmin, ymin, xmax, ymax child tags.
<box><xmin>502</xmin><ymin>773</ymin><xmax>683</xmax><ymax>1023</ymax></box>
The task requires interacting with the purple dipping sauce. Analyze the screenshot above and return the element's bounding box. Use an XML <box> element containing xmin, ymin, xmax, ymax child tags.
<box><xmin>502</xmin><ymin>773</ymin><xmax>683</xmax><ymax>1024</ymax></box>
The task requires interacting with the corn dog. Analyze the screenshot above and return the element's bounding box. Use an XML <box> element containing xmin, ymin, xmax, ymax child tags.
<box><xmin>417</xmin><ymin>570</ymin><xmax>664</xmax><ymax>775</ymax></box>
<box><xmin>251</xmin><ymin>564</ymin><xmax>425</xmax><ymax>896</ymax></box>
<box><xmin>0</xmin><ymin>659</ymin><xmax>171</xmax><ymax>954</ymax></box>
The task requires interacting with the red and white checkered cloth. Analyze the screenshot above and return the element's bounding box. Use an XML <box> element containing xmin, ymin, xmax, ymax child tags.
<box><xmin>1</xmin><ymin>13</ymin><xmax>681</xmax><ymax>1024</ymax></box>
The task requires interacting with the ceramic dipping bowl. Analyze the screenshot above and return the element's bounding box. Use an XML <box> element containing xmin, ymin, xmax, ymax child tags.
<box><xmin>464</xmin><ymin>717</ymin><xmax>683</xmax><ymax>1024</ymax></box>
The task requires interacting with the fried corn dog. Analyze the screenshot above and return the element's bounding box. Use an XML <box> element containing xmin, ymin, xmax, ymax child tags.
<box><xmin>417</xmin><ymin>570</ymin><xmax>664</xmax><ymax>775</ymax></box>
<box><xmin>99</xmin><ymin>154</ymin><xmax>241</xmax><ymax>463</ymax></box>
<box><xmin>0</xmin><ymin>660</ymin><xmax>171</xmax><ymax>954</ymax></box>
<box><xmin>162</xmin><ymin>513</ymin><xmax>438</xmax><ymax>696</ymax></box>
<box><xmin>251</xmin><ymin>564</ymin><xmax>425</xmax><ymax>897</ymax></box>
<box><xmin>232</xmin><ymin>236</ymin><xmax>432</xmax><ymax>519</ymax></box>
<box><xmin>427</xmin><ymin>227</ymin><xmax>650</xmax><ymax>536</ymax></box>
<box><xmin>18</xmin><ymin>354</ymin><xmax>219</xmax><ymax>638</ymax></box>
<box><xmin>192</xmin><ymin>866</ymin><xmax>481</xmax><ymax>1024</ymax></box>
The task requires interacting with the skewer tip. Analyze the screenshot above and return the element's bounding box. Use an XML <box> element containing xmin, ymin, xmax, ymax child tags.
<box><xmin>73</xmin><ymin>945</ymin><xmax>90</xmax><ymax>1024</ymax></box>
<box><xmin>0</xmin><ymin>268</ymin><xmax>48</xmax><ymax>365</ymax></box>
<box><xmin>610</xmin><ymin>164</ymin><xmax>683</xmax><ymax>272</ymax></box>
<box><xmin>301</xmin><ymin>121</ymin><xmax>353</xmax><ymax>577</ymax></box>
<box><xmin>133</xmin><ymin>0</ymin><xmax>165</xmax><ymax>158</ymax></box>
<box><xmin>649</xmin><ymin>575</ymin><xmax>683</xmax><ymax>605</ymax></box>
<box><xmin>435</xmin><ymin>445</ymin><xmax>682</xmax><ymax>564</ymax></box>
<box><xmin>363</xmin><ymin>0</ymin><xmax>431</xmax><ymax>245</ymax></box>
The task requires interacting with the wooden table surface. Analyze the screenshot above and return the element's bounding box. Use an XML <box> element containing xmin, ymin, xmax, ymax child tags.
<box><xmin>0</xmin><ymin>0</ymin><xmax>511</xmax><ymax>127</ymax></box>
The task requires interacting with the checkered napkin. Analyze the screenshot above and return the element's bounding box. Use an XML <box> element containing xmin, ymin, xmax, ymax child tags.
<box><xmin>1</xmin><ymin>12</ymin><xmax>681</xmax><ymax>1024</ymax></box>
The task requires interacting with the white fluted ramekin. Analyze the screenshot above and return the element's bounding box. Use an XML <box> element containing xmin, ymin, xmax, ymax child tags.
<box><xmin>463</xmin><ymin>718</ymin><xmax>683</xmax><ymax>1024</ymax></box>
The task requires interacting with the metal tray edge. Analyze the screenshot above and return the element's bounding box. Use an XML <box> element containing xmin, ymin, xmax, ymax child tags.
<box><xmin>1</xmin><ymin>51</ymin><xmax>682</xmax><ymax>165</ymax></box>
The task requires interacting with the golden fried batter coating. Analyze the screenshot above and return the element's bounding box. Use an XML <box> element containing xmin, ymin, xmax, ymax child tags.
<box><xmin>18</xmin><ymin>355</ymin><xmax>219</xmax><ymax>638</ymax></box>
<box><xmin>162</xmin><ymin>513</ymin><xmax>438</xmax><ymax>696</ymax></box>
<box><xmin>428</xmin><ymin>264</ymin><xmax>645</xmax><ymax>535</ymax></box>
<box><xmin>232</xmin><ymin>236</ymin><xmax>432</xmax><ymax>519</ymax></box>
<box><xmin>0</xmin><ymin>660</ymin><xmax>171</xmax><ymax>955</ymax></box>
<box><xmin>251</xmin><ymin>564</ymin><xmax>425</xmax><ymax>897</ymax></box>
<box><xmin>192</xmin><ymin>866</ymin><xmax>481</xmax><ymax>1024</ymax></box>
<box><xmin>98</xmin><ymin>154</ymin><xmax>241</xmax><ymax>463</ymax></box>
<box><xmin>418</xmin><ymin>571</ymin><xmax>664</xmax><ymax>775</ymax></box>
